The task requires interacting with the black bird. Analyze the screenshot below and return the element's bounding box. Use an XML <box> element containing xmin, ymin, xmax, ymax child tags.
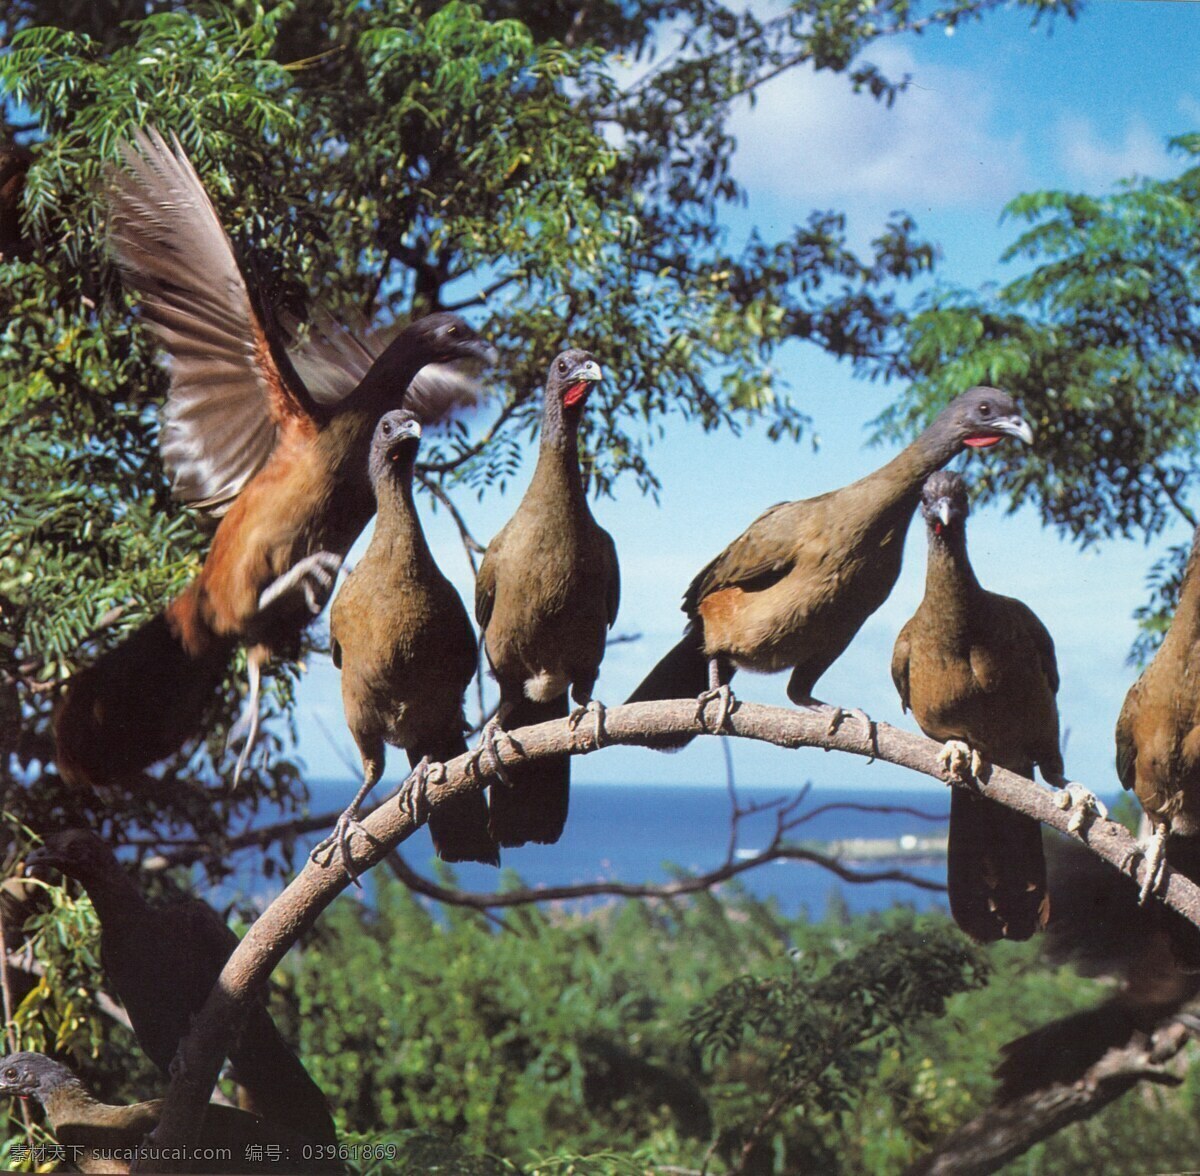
<box><xmin>25</xmin><ymin>830</ymin><xmax>337</xmax><ymax>1145</ymax></box>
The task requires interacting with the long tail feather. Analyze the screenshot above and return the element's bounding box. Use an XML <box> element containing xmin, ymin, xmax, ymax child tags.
<box><xmin>408</xmin><ymin>736</ymin><xmax>499</xmax><ymax>866</ymax></box>
<box><xmin>625</xmin><ymin>624</ymin><xmax>717</xmax><ymax>751</ymax></box>
<box><xmin>487</xmin><ymin>694</ymin><xmax>570</xmax><ymax>848</ymax></box>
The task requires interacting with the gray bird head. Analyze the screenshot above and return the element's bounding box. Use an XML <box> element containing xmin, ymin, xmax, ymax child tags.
<box><xmin>938</xmin><ymin>386</ymin><xmax>1033</xmax><ymax>449</ymax></box>
<box><xmin>920</xmin><ymin>470</ymin><xmax>970</xmax><ymax>535</ymax></box>
<box><xmin>368</xmin><ymin>409</ymin><xmax>422</xmax><ymax>485</ymax></box>
<box><xmin>405</xmin><ymin>312</ymin><xmax>498</xmax><ymax>367</ymax></box>
<box><xmin>547</xmin><ymin>348</ymin><xmax>603</xmax><ymax>413</ymax></box>
<box><xmin>25</xmin><ymin>828</ymin><xmax>119</xmax><ymax>888</ymax></box>
<box><xmin>0</xmin><ymin>1052</ymin><xmax>80</xmax><ymax>1102</ymax></box>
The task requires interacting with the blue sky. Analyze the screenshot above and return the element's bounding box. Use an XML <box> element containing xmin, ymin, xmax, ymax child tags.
<box><xmin>294</xmin><ymin>0</ymin><xmax>1200</xmax><ymax>801</ymax></box>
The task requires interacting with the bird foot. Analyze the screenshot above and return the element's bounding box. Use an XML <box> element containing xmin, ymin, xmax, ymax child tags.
<box><xmin>694</xmin><ymin>684</ymin><xmax>735</xmax><ymax>733</ymax></box>
<box><xmin>1053</xmin><ymin>782</ymin><xmax>1109</xmax><ymax>835</ymax></box>
<box><xmin>258</xmin><ymin>550</ymin><xmax>342</xmax><ymax>616</ymax></box>
<box><xmin>569</xmin><ymin>699</ymin><xmax>608</xmax><ymax>747</ymax></box>
<box><xmin>310</xmin><ymin>806</ymin><xmax>381</xmax><ymax>888</ymax></box>
<box><xmin>1137</xmin><ymin>824</ymin><xmax>1169</xmax><ymax>905</ymax></box>
<box><xmin>398</xmin><ymin>756</ymin><xmax>445</xmax><ymax>825</ymax></box>
<box><xmin>823</xmin><ymin>706</ymin><xmax>877</xmax><ymax>760</ymax></box>
<box><xmin>938</xmin><ymin>739</ymin><xmax>985</xmax><ymax>786</ymax></box>
<box><xmin>467</xmin><ymin>716</ymin><xmax>520</xmax><ymax>787</ymax></box>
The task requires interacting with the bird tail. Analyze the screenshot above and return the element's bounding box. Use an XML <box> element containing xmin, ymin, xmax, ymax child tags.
<box><xmin>408</xmin><ymin>737</ymin><xmax>499</xmax><ymax>866</ymax></box>
<box><xmin>625</xmin><ymin>623</ymin><xmax>719</xmax><ymax>751</ymax></box>
<box><xmin>53</xmin><ymin>596</ymin><xmax>233</xmax><ymax>789</ymax></box>
<box><xmin>487</xmin><ymin>693</ymin><xmax>570</xmax><ymax>848</ymax></box>
<box><xmin>947</xmin><ymin>789</ymin><xmax>1049</xmax><ymax>943</ymax></box>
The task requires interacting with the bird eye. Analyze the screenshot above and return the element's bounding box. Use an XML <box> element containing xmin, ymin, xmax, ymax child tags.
<box><xmin>446</xmin><ymin>324</ymin><xmax>459</xmax><ymax>338</ymax></box>
<box><xmin>978</xmin><ymin>401</ymin><xmax>992</xmax><ymax>416</ymax></box>
<box><xmin>4</xmin><ymin>1068</ymin><xmax>15</xmax><ymax>1080</ymax></box>
<box><xmin>557</xmin><ymin>359</ymin><xmax>568</xmax><ymax>373</ymax></box>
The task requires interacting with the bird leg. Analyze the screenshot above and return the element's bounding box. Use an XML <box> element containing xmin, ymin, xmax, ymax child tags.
<box><xmin>568</xmin><ymin>699</ymin><xmax>608</xmax><ymax>747</ymax></box>
<box><xmin>821</xmin><ymin>706</ymin><xmax>878</xmax><ymax>759</ymax></box>
<box><xmin>694</xmin><ymin>658</ymin><xmax>735</xmax><ymax>734</ymax></box>
<box><xmin>398</xmin><ymin>756</ymin><xmax>445</xmax><ymax>826</ymax></box>
<box><xmin>1052</xmin><ymin>781</ymin><xmax>1109</xmax><ymax>836</ymax></box>
<box><xmin>226</xmin><ymin>647</ymin><xmax>266</xmax><ymax>790</ymax></box>
<box><xmin>938</xmin><ymin>739</ymin><xmax>985</xmax><ymax>786</ymax></box>
<box><xmin>467</xmin><ymin>706</ymin><xmax>520</xmax><ymax>788</ymax></box>
<box><xmin>257</xmin><ymin>551</ymin><xmax>342</xmax><ymax>617</ymax></box>
<box><xmin>310</xmin><ymin>765</ymin><xmax>384</xmax><ymax>888</ymax></box>
<box><xmin>1136</xmin><ymin>823</ymin><xmax>1170</xmax><ymax>905</ymax></box>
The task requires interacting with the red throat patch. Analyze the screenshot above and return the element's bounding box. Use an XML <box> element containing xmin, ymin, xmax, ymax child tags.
<box><xmin>963</xmin><ymin>434</ymin><xmax>1002</xmax><ymax>448</ymax></box>
<box><xmin>563</xmin><ymin>381</ymin><xmax>590</xmax><ymax>407</ymax></box>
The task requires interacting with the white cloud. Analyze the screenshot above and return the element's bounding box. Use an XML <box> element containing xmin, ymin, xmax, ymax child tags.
<box><xmin>1054</xmin><ymin>114</ymin><xmax>1174</xmax><ymax>186</ymax></box>
<box><xmin>730</xmin><ymin>42</ymin><xmax>1026</xmax><ymax>209</ymax></box>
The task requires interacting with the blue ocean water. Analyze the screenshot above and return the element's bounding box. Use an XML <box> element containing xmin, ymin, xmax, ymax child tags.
<box><xmin>295</xmin><ymin>780</ymin><xmax>961</xmax><ymax>918</ymax></box>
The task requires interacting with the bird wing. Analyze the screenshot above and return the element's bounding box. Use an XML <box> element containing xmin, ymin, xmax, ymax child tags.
<box><xmin>1115</xmin><ymin>682</ymin><xmax>1140</xmax><ymax>792</ymax></box>
<box><xmin>601</xmin><ymin>527</ymin><xmax>620</xmax><ymax>627</ymax></box>
<box><xmin>1013</xmin><ymin>597</ymin><xmax>1061</xmax><ymax>695</ymax></box>
<box><xmin>891</xmin><ymin>624</ymin><xmax>912</xmax><ymax>712</ymax></box>
<box><xmin>475</xmin><ymin>530</ymin><xmax>505</xmax><ymax>631</ymax></box>
<box><xmin>683</xmin><ymin>501</ymin><xmax>800</xmax><ymax>614</ymax></box>
<box><xmin>106</xmin><ymin>129</ymin><xmax>319</xmax><ymax>519</ymax></box>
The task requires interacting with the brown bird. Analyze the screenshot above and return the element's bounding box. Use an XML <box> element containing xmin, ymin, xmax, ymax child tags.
<box><xmin>316</xmin><ymin>410</ymin><xmax>497</xmax><ymax>878</ymax></box>
<box><xmin>1116</xmin><ymin>523</ymin><xmax>1200</xmax><ymax>912</ymax></box>
<box><xmin>24</xmin><ymin>830</ymin><xmax>337</xmax><ymax>1145</ymax></box>
<box><xmin>474</xmin><ymin>350</ymin><xmax>617</xmax><ymax>847</ymax></box>
<box><xmin>628</xmin><ymin>387</ymin><xmax>1034</xmax><ymax>739</ymax></box>
<box><xmin>53</xmin><ymin>130</ymin><xmax>493</xmax><ymax>790</ymax></box>
<box><xmin>891</xmin><ymin>472</ymin><xmax>1078</xmax><ymax>942</ymax></box>
<box><xmin>0</xmin><ymin>1052</ymin><xmax>339</xmax><ymax>1174</ymax></box>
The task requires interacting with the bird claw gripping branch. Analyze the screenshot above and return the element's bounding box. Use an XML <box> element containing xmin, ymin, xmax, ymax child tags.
<box><xmin>568</xmin><ymin>699</ymin><xmax>609</xmax><ymax>747</ymax></box>
<box><xmin>468</xmin><ymin>715</ymin><xmax>520</xmax><ymax>789</ymax></box>
<box><xmin>1054</xmin><ymin>782</ymin><xmax>1109</xmax><ymax>836</ymax></box>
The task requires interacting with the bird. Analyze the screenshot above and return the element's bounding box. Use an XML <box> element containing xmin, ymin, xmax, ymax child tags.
<box><xmin>314</xmin><ymin>410</ymin><xmax>498</xmax><ymax>879</ymax></box>
<box><xmin>891</xmin><ymin>471</ymin><xmax>1079</xmax><ymax>942</ymax></box>
<box><xmin>0</xmin><ymin>140</ymin><xmax>33</xmax><ymax>260</ymax></box>
<box><xmin>0</xmin><ymin>1052</ymin><xmax>340</xmax><ymax>1174</ymax></box>
<box><xmin>994</xmin><ymin>832</ymin><xmax>1200</xmax><ymax>1102</ymax></box>
<box><xmin>53</xmin><ymin>129</ymin><xmax>494</xmax><ymax>791</ymax></box>
<box><xmin>474</xmin><ymin>349</ymin><xmax>617</xmax><ymax>847</ymax></box>
<box><xmin>628</xmin><ymin>386</ymin><xmax>1034</xmax><ymax>741</ymax></box>
<box><xmin>24</xmin><ymin>829</ymin><xmax>337</xmax><ymax>1145</ymax></box>
<box><xmin>1116</xmin><ymin>523</ymin><xmax>1200</xmax><ymax>913</ymax></box>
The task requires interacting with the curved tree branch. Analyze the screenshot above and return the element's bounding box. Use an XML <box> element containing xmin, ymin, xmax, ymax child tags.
<box><xmin>137</xmin><ymin>698</ymin><xmax>1193</xmax><ymax>1171</ymax></box>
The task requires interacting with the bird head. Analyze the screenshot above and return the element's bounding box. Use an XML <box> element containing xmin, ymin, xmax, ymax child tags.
<box><xmin>25</xmin><ymin>828</ymin><xmax>117</xmax><ymax>887</ymax></box>
<box><xmin>368</xmin><ymin>409</ymin><xmax>422</xmax><ymax>484</ymax></box>
<box><xmin>0</xmin><ymin>1052</ymin><xmax>78</xmax><ymax>1102</ymax></box>
<box><xmin>920</xmin><ymin>471</ymin><xmax>970</xmax><ymax>537</ymax></box>
<box><xmin>941</xmin><ymin>386</ymin><xmax>1034</xmax><ymax>450</ymax></box>
<box><xmin>406</xmin><ymin>312</ymin><xmax>498</xmax><ymax>367</ymax></box>
<box><xmin>548</xmin><ymin>349</ymin><xmax>603</xmax><ymax>412</ymax></box>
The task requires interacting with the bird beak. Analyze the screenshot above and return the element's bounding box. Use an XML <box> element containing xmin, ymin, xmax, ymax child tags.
<box><xmin>395</xmin><ymin>419</ymin><xmax>422</xmax><ymax>443</ymax></box>
<box><xmin>935</xmin><ymin>498</ymin><xmax>953</xmax><ymax>528</ymax></box>
<box><xmin>23</xmin><ymin>847</ymin><xmax>59</xmax><ymax>879</ymax></box>
<box><xmin>462</xmin><ymin>339</ymin><xmax>499</xmax><ymax>366</ymax></box>
<box><xmin>996</xmin><ymin>415</ymin><xmax>1034</xmax><ymax>445</ymax></box>
<box><xmin>563</xmin><ymin>360</ymin><xmax>603</xmax><ymax>408</ymax></box>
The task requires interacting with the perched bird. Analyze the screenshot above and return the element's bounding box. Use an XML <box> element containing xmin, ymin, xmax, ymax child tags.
<box><xmin>0</xmin><ymin>141</ymin><xmax>33</xmax><ymax>260</ymax></box>
<box><xmin>0</xmin><ymin>1052</ymin><xmax>339</xmax><ymax>1174</ymax></box>
<box><xmin>474</xmin><ymin>350</ymin><xmax>617</xmax><ymax>847</ymax></box>
<box><xmin>53</xmin><ymin>130</ymin><xmax>493</xmax><ymax>790</ymax></box>
<box><xmin>316</xmin><ymin>410</ymin><xmax>497</xmax><ymax>878</ymax></box>
<box><xmin>891</xmin><ymin>472</ymin><xmax>1073</xmax><ymax>942</ymax></box>
<box><xmin>995</xmin><ymin>832</ymin><xmax>1200</xmax><ymax>1101</ymax></box>
<box><xmin>24</xmin><ymin>830</ymin><xmax>337</xmax><ymax>1145</ymax></box>
<box><xmin>1116</xmin><ymin>522</ymin><xmax>1200</xmax><ymax>911</ymax></box>
<box><xmin>628</xmin><ymin>387</ymin><xmax>1033</xmax><ymax>739</ymax></box>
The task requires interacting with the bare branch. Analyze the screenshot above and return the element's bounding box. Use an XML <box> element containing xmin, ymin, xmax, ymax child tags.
<box><xmin>138</xmin><ymin>699</ymin><xmax>1189</xmax><ymax>1170</ymax></box>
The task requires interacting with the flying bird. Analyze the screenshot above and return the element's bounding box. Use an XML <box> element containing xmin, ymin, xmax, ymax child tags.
<box><xmin>25</xmin><ymin>829</ymin><xmax>337</xmax><ymax>1145</ymax></box>
<box><xmin>891</xmin><ymin>472</ymin><xmax>1084</xmax><ymax>942</ymax></box>
<box><xmin>474</xmin><ymin>350</ymin><xmax>618</xmax><ymax>847</ymax></box>
<box><xmin>628</xmin><ymin>387</ymin><xmax>1033</xmax><ymax>739</ymax></box>
<box><xmin>53</xmin><ymin>130</ymin><xmax>494</xmax><ymax>791</ymax></box>
<box><xmin>316</xmin><ymin>410</ymin><xmax>497</xmax><ymax>880</ymax></box>
<box><xmin>0</xmin><ymin>1051</ymin><xmax>341</xmax><ymax>1174</ymax></box>
<box><xmin>1116</xmin><ymin>523</ymin><xmax>1200</xmax><ymax>917</ymax></box>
